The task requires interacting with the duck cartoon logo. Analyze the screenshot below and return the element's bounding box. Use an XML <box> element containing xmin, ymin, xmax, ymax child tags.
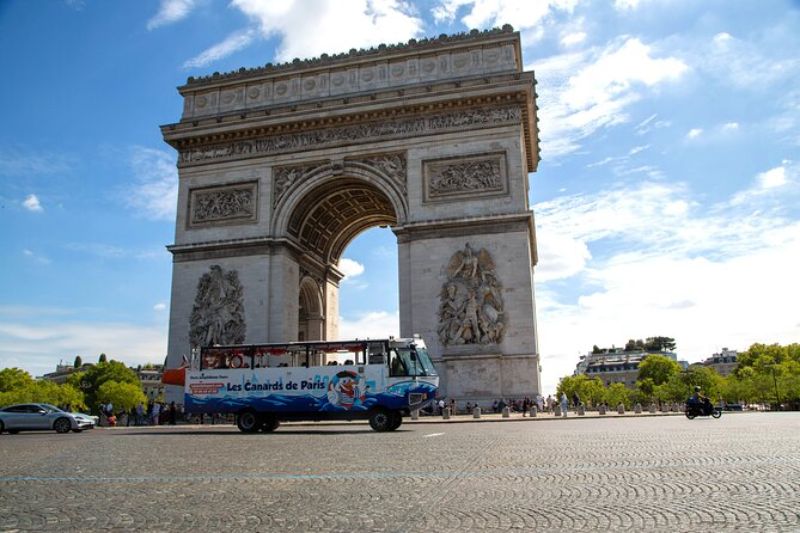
<box><xmin>327</xmin><ymin>371</ymin><xmax>366</xmax><ymax>409</ymax></box>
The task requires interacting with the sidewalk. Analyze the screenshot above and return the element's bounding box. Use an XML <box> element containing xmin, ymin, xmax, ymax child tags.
<box><xmin>98</xmin><ymin>409</ymin><xmax>698</xmax><ymax>430</ymax></box>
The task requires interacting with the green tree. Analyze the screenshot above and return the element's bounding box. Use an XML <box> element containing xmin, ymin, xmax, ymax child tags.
<box><xmin>604</xmin><ymin>383</ymin><xmax>631</xmax><ymax>408</ymax></box>
<box><xmin>98</xmin><ymin>353</ymin><xmax>107</xmax><ymax>363</ymax></box>
<box><xmin>96</xmin><ymin>381</ymin><xmax>147</xmax><ymax>413</ymax></box>
<box><xmin>0</xmin><ymin>368</ymin><xmax>34</xmax><ymax>392</ymax></box>
<box><xmin>637</xmin><ymin>354</ymin><xmax>682</xmax><ymax>386</ymax></box>
<box><xmin>73</xmin><ymin>355</ymin><xmax>82</xmax><ymax>368</ymax></box>
<box><xmin>0</xmin><ymin>378</ymin><xmax>86</xmax><ymax>411</ymax></box>
<box><xmin>644</xmin><ymin>336</ymin><xmax>677</xmax><ymax>352</ymax></box>
<box><xmin>557</xmin><ymin>374</ymin><xmax>605</xmax><ymax>407</ymax></box>
<box><xmin>71</xmin><ymin>361</ymin><xmax>140</xmax><ymax>413</ymax></box>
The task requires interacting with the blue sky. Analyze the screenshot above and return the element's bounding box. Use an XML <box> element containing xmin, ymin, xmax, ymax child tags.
<box><xmin>1</xmin><ymin>0</ymin><xmax>798</xmax><ymax>394</ymax></box>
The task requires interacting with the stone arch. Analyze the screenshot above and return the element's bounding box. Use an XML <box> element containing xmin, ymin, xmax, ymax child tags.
<box><xmin>272</xmin><ymin>161</ymin><xmax>408</xmax><ymax>264</ymax></box>
<box><xmin>298</xmin><ymin>274</ymin><xmax>324</xmax><ymax>342</ymax></box>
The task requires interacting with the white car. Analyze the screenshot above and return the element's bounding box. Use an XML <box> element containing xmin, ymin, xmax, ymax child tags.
<box><xmin>0</xmin><ymin>403</ymin><xmax>94</xmax><ymax>434</ymax></box>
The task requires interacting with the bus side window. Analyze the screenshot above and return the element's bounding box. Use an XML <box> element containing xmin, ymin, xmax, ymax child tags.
<box><xmin>389</xmin><ymin>350</ymin><xmax>407</xmax><ymax>377</ymax></box>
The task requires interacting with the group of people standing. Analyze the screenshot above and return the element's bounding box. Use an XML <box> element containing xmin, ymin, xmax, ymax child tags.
<box><xmin>124</xmin><ymin>401</ymin><xmax>179</xmax><ymax>426</ymax></box>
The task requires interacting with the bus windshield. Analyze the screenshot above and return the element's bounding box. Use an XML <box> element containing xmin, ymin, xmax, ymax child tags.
<box><xmin>390</xmin><ymin>346</ymin><xmax>437</xmax><ymax>377</ymax></box>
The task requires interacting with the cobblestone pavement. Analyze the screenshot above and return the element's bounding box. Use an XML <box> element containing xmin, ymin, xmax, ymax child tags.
<box><xmin>1</xmin><ymin>413</ymin><xmax>798</xmax><ymax>532</ymax></box>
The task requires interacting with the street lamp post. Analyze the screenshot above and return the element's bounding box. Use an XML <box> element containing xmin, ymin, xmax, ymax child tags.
<box><xmin>770</xmin><ymin>365</ymin><xmax>781</xmax><ymax>411</ymax></box>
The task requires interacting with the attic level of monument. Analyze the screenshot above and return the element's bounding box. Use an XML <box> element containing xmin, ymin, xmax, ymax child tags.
<box><xmin>182</xmin><ymin>25</ymin><xmax>520</xmax><ymax>88</ymax></box>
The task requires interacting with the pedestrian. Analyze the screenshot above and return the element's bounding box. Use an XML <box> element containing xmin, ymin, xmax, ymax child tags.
<box><xmin>560</xmin><ymin>392</ymin><xmax>569</xmax><ymax>417</ymax></box>
<box><xmin>152</xmin><ymin>402</ymin><xmax>161</xmax><ymax>425</ymax></box>
<box><xmin>437</xmin><ymin>398</ymin><xmax>445</xmax><ymax>415</ymax></box>
<box><xmin>136</xmin><ymin>402</ymin><xmax>144</xmax><ymax>426</ymax></box>
<box><xmin>572</xmin><ymin>391</ymin><xmax>581</xmax><ymax>408</ymax></box>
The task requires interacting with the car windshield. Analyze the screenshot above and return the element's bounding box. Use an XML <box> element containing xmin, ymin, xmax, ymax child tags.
<box><xmin>40</xmin><ymin>404</ymin><xmax>64</xmax><ymax>413</ymax></box>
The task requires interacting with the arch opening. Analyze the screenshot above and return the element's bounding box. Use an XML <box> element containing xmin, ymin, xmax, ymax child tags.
<box><xmin>287</xmin><ymin>177</ymin><xmax>399</xmax><ymax>342</ymax></box>
<box><xmin>287</xmin><ymin>178</ymin><xmax>398</xmax><ymax>265</ymax></box>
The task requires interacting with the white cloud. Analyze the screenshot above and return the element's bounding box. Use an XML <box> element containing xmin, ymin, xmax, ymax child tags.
<box><xmin>338</xmin><ymin>310</ymin><xmax>400</xmax><ymax>340</ymax></box>
<box><xmin>722</xmin><ymin>122</ymin><xmax>739</xmax><ymax>132</ymax></box>
<box><xmin>533</xmin><ymin>166</ymin><xmax>800</xmax><ymax>393</ymax></box>
<box><xmin>730</xmin><ymin>161</ymin><xmax>795</xmax><ymax>206</ymax></box>
<box><xmin>153</xmin><ymin>302</ymin><xmax>168</xmax><ymax>312</ymax></box>
<box><xmin>183</xmin><ymin>29</ymin><xmax>256</xmax><ymax>69</ymax></box>
<box><xmin>0</xmin><ymin>319</ymin><xmax>168</xmax><ymax>378</ymax></box>
<box><xmin>533</xmin><ymin>37</ymin><xmax>688</xmax><ymax>157</ymax></box>
<box><xmin>560</xmin><ymin>31</ymin><xmax>586</xmax><ymax>47</ymax></box>
<box><xmin>147</xmin><ymin>0</ymin><xmax>196</xmax><ymax>30</ymax></box>
<box><xmin>697</xmin><ymin>31</ymin><xmax>800</xmax><ymax>90</ymax></box>
<box><xmin>186</xmin><ymin>0</ymin><xmax>423</xmax><ymax>67</ymax></box>
<box><xmin>686</xmin><ymin>128</ymin><xmax>703</xmax><ymax>139</ymax></box>
<box><xmin>338</xmin><ymin>258</ymin><xmax>366</xmax><ymax>279</ymax></box>
<box><xmin>22</xmin><ymin>249</ymin><xmax>51</xmax><ymax>265</ymax></box>
<box><xmin>628</xmin><ymin>144</ymin><xmax>649</xmax><ymax>155</ymax></box>
<box><xmin>434</xmin><ymin>0</ymin><xmax>578</xmax><ymax>40</ymax></box>
<box><xmin>125</xmin><ymin>147</ymin><xmax>178</xmax><ymax>221</ymax></box>
<box><xmin>23</xmin><ymin>193</ymin><xmax>43</xmax><ymax>212</ymax></box>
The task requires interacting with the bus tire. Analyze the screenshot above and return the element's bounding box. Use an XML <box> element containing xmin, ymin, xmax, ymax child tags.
<box><xmin>369</xmin><ymin>409</ymin><xmax>393</xmax><ymax>432</ymax></box>
<box><xmin>388</xmin><ymin>412</ymin><xmax>402</xmax><ymax>431</ymax></box>
<box><xmin>237</xmin><ymin>410</ymin><xmax>261</xmax><ymax>433</ymax></box>
<box><xmin>260</xmin><ymin>415</ymin><xmax>280</xmax><ymax>433</ymax></box>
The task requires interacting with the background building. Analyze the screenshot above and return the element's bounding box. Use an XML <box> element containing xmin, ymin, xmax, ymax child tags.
<box><xmin>575</xmin><ymin>347</ymin><xmax>687</xmax><ymax>388</ymax></box>
<box><xmin>701</xmin><ymin>348</ymin><xmax>738</xmax><ymax>377</ymax></box>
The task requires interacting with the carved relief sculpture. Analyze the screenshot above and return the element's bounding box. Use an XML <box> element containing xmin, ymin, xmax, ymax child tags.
<box><xmin>438</xmin><ymin>244</ymin><xmax>505</xmax><ymax>346</ymax></box>
<box><xmin>425</xmin><ymin>153</ymin><xmax>507</xmax><ymax>201</ymax></box>
<box><xmin>351</xmin><ymin>152</ymin><xmax>407</xmax><ymax>193</ymax></box>
<box><xmin>189</xmin><ymin>265</ymin><xmax>246</xmax><ymax>347</ymax></box>
<box><xmin>179</xmin><ymin>106</ymin><xmax>521</xmax><ymax>167</ymax></box>
<box><xmin>190</xmin><ymin>183</ymin><xmax>257</xmax><ymax>226</ymax></box>
<box><xmin>272</xmin><ymin>163</ymin><xmax>319</xmax><ymax>206</ymax></box>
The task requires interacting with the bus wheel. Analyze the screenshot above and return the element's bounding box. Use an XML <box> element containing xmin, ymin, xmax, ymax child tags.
<box><xmin>388</xmin><ymin>412</ymin><xmax>402</xmax><ymax>431</ymax></box>
<box><xmin>237</xmin><ymin>410</ymin><xmax>261</xmax><ymax>433</ymax></box>
<box><xmin>260</xmin><ymin>415</ymin><xmax>280</xmax><ymax>433</ymax></box>
<box><xmin>369</xmin><ymin>410</ymin><xmax>392</xmax><ymax>432</ymax></box>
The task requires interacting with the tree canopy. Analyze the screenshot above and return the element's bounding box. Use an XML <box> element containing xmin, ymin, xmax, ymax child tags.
<box><xmin>637</xmin><ymin>354</ymin><xmax>681</xmax><ymax>386</ymax></box>
<box><xmin>97</xmin><ymin>381</ymin><xmax>147</xmax><ymax>413</ymax></box>
<box><xmin>68</xmin><ymin>361</ymin><xmax>140</xmax><ymax>412</ymax></box>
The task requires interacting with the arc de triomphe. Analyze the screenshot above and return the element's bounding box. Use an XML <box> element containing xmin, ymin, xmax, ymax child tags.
<box><xmin>161</xmin><ymin>25</ymin><xmax>541</xmax><ymax>403</ymax></box>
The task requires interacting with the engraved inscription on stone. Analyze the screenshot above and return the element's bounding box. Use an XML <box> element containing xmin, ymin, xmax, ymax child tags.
<box><xmin>189</xmin><ymin>182</ymin><xmax>257</xmax><ymax>227</ymax></box>
<box><xmin>179</xmin><ymin>106</ymin><xmax>521</xmax><ymax>166</ymax></box>
<box><xmin>424</xmin><ymin>153</ymin><xmax>507</xmax><ymax>201</ymax></box>
<box><xmin>189</xmin><ymin>265</ymin><xmax>246</xmax><ymax>348</ymax></box>
<box><xmin>438</xmin><ymin>244</ymin><xmax>505</xmax><ymax>346</ymax></box>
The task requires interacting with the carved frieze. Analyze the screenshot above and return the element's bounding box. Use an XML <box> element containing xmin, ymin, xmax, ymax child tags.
<box><xmin>272</xmin><ymin>163</ymin><xmax>320</xmax><ymax>207</ymax></box>
<box><xmin>189</xmin><ymin>182</ymin><xmax>257</xmax><ymax>227</ymax></box>
<box><xmin>178</xmin><ymin>106</ymin><xmax>521</xmax><ymax>167</ymax></box>
<box><xmin>349</xmin><ymin>152</ymin><xmax>407</xmax><ymax>193</ymax></box>
<box><xmin>424</xmin><ymin>152</ymin><xmax>507</xmax><ymax>202</ymax></box>
<box><xmin>189</xmin><ymin>265</ymin><xmax>246</xmax><ymax>348</ymax></box>
<box><xmin>438</xmin><ymin>244</ymin><xmax>505</xmax><ymax>347</ymax></box>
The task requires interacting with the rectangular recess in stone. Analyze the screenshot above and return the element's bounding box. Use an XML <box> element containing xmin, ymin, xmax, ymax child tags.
<box><xmin>188</xmin><ymin>181</ymin><xmax>258</xmax><ymax>228</ymax></box>
<box><xmin>423</xmin><ymin>152</ymin><xmax>509</xmax><ymax>203</ymax></box>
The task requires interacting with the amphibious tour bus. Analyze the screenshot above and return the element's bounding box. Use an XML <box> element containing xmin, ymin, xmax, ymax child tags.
<box><xmin>163</xmin><ymin>337</ymin><xmax>438</xmax><ymax>432</ymax></box>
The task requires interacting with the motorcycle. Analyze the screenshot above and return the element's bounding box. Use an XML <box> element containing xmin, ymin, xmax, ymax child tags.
<box><xmin>685</xmin><ymin>398</ymin><xmax>722</xmax><ymax>419</ymax></box>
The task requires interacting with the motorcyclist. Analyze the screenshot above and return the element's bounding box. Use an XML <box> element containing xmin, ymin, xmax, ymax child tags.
<box><xmin>688</xmin><ymin>386</ymin><xmax>712</xmax><ymax>415</ymax></box>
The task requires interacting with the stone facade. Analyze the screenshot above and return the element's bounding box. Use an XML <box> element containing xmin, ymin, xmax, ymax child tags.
<box><xmin>161</xmin><ymin>26</ymin><xmax>541</xmax><ymax>403</ymax></box>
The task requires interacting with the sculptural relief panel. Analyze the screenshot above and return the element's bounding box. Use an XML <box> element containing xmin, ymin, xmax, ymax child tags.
<box><xmin>188</xmin><ymin>181</ymin><xmax>258</xmax><ymax>227</ymax></box>
<box><xmin>437</xmin><ymin>244</ymin><xmax>506</xmax><ymax>347</ymax></box>
<box><xmin>423</xmin><ymin>152</ymin><xmax>508</xmax><ymax>202</ymax></box>
<box><xmin>272</xmin><ymin>163</ymin><xmax>322</xmax><ymax>207</ymax></box>
<box><xmin>189</xmin><ymin>265</ymin><xmax>246</xmax><ymax>348</ymax></box>
<box><xmin>179</xmin><ymin>106</ymin><xmax>521</xmax><ymax>167</ymax></box>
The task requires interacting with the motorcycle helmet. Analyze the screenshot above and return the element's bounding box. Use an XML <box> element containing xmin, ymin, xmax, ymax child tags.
<box><xmin>694</xmin><ymin>386</ymin><xmax>701</xmax><ymax>392</ymax></box>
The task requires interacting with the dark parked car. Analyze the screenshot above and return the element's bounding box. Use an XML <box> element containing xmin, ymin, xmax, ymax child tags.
<box><xmin>0</xmin><ymin>403</ymin><xmax>94</xmax><ymax>434</ymax></box>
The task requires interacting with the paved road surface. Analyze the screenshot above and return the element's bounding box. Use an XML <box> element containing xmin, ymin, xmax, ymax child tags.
<box><xmin>1</xmin><ymin>413</ymin><xmax>798</xmax><ymax>531</ymax></box>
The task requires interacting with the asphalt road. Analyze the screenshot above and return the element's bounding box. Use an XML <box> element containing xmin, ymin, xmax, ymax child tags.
<box><xmin>1</xmin><ymin>412</ymin><xmax>798</xmax><ymax>532</ymax></box>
